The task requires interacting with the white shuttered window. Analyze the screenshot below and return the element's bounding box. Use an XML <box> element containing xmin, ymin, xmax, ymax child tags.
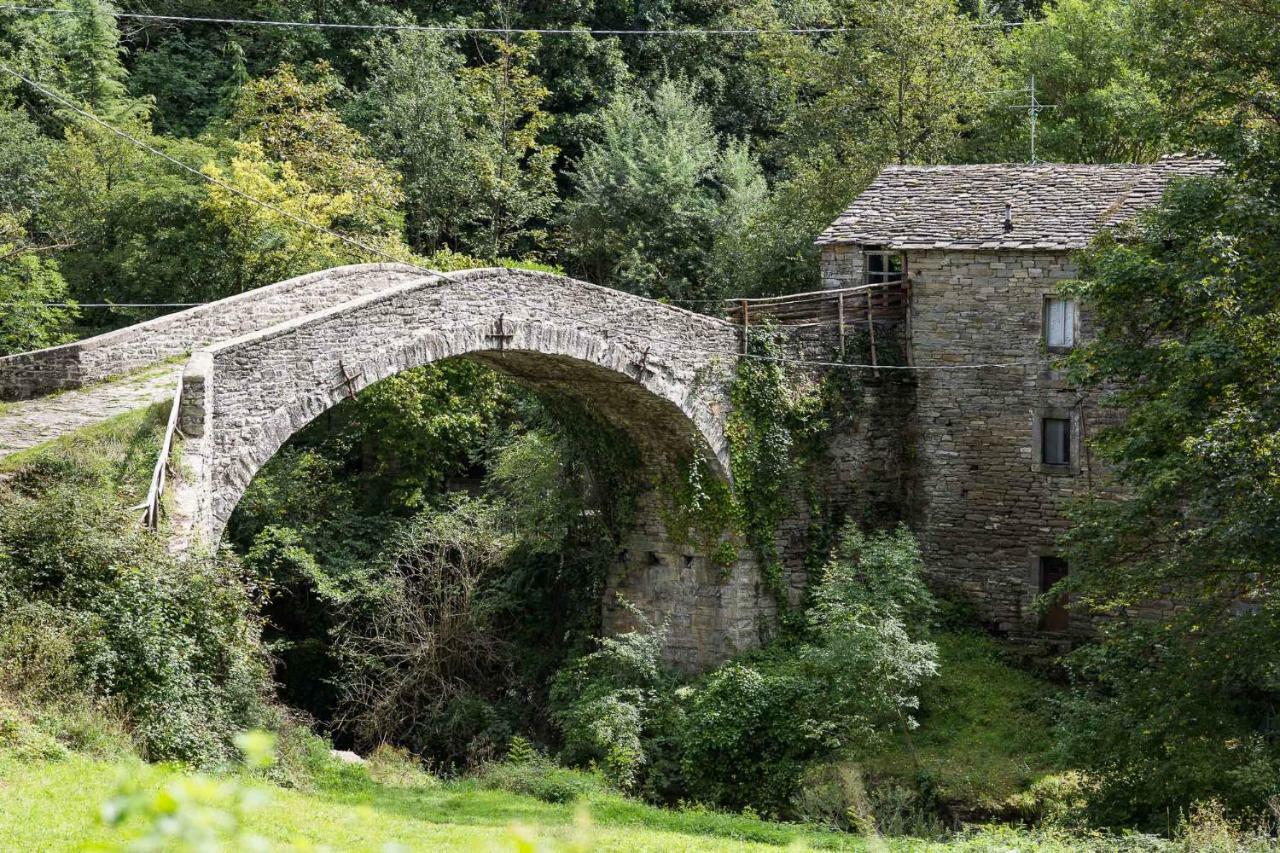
<box><xmin>1044</xmin><ymin>298</ymin><xmax>1075</xmax><ymax>349</ymax></box>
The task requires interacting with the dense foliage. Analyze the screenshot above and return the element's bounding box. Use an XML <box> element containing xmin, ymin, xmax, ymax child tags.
<box><xmin>548</xmin><ymin>522</ymin><xmax>938</xmax><ymax>818</ymax></box>
<box><xmin>0</xmin><ymin>408</ymin><xmax>273</xmax><ymax>765</ymax></box>
<box><xmin>1052</xmin><ymin>0</ymin><xmax>1280</xmax><ymax>827</ymax></box>
<box><xmin>0</xmin><ymin>0</ymin><xmax>1206</xmax><ymax>347</ymax></box>
<box><xmin>4</xmin><ymin>0</ymin><xmax>1280</xmax><ymax>842</ymax></box>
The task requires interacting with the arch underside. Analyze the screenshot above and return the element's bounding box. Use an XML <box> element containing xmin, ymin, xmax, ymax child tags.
<box><xmin>466</xmin><ymin>349</ymin><xmax>712</xmax><ymax>474</ymax></box>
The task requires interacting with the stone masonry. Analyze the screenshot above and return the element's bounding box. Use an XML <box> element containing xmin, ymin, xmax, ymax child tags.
<box><xmin>1</xmin><ymin>263</ymin><xmax>785</xmax><ymax>671</ymax></box>
<box><xmin>815</xmin><ymin>157</ymin><xmax>1217</xmax><ymax>637</ymax></box>
<box><xmin>1</xmin><ymin>157</ymin><xmax>1216</xmax><ymax>668</ymax></box>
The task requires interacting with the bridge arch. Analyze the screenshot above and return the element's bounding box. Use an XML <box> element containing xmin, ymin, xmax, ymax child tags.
<box><xmin>171</xmin><ymin>265</ymin><xmax>769</xmax><ymax>670</ymax></box>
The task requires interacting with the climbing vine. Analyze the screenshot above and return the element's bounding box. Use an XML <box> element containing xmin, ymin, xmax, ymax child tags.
<box><xmin>658</xmin><ymin>324</ymin><xmax>883</xmax><ymax>615</ymax></box>
<box><xmin>658</xmin><ymin>451</ymin><xmax>739</xmax><ymax>577</ymax></box>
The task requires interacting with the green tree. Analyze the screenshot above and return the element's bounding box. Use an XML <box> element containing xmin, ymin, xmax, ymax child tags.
<box><xmin>0</xmin><ymin>212</ymin><xmax>76</xmax><ymax>355</ymax></box>
<box><xmin>679</xmin><ymin>524</ymin><xmax>938</xmax><ymax>815</ymax></box>
<box><xmin>360</xmin><ymin>33</ymin><xmax>475</xmax><ymax>254</ymax></box>
<box><xmin>228</xmin><ymin>64</ymin><xmax>404</xmax><ymax>240</ymax></box>
<box><xmin>0</xmin><ymin>107</ymin><xmax>54</xmax><ymax>215</ymax></box>
<box><xmin>966</xmin><ymin>0</ymin><xmax>1168</xmax><ymax>163</ymax></box>
<box><xmin>724</xmin><ymin>0</ymin><xmax>992</xmax><ymax>295</ymax></box>
<box><xmin>560</xmin><ymin>80</ymin><xmax>767</xmax><ymax>302</ymax></box>
<box><xmin>0</xmin><ymin>0</ymin><xmax>137</xmax><ymax>122</ymax></box>
<box><xmin>1050</xmin><ymin>0</ymin><xmax>1280</xmax><ymax>824</ymax></box>
<box><xmin>61</xmin><ymin>0</ymin><xmax>129</xmax><ymax>114</ymax></box>
<box><xmin>43</xmin><ymin>123</ymin><xmax>229</xmax><ymax>309</ymax></box>
<box><xmin>460</xmin><ymin>35</ymin><xmax>559</xmax><ymax>260</ymax></box>
<box><xmin>359</xmin><ymin>33</ymin><xmax>557</xmax><ymax>260</ymax></box>
<box><xmin>1057</xmin><ymin>171</ymin><xmax>1280</xmax><ymax>824</ymax></box>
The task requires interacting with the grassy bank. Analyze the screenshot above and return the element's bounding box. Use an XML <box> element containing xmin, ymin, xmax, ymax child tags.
<box><xmin>0</xmin><ymin>752</ymin><xmax>870</xmax><ymax>852</ymax></box>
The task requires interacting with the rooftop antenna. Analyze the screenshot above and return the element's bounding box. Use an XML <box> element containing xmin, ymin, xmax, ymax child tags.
<box><xmin>1004</xmin><ymin>75</ymin><xmax>1056</xmax><ymax>164</ymax></box>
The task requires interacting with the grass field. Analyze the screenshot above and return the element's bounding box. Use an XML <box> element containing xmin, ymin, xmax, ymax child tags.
<box><xmin>0</xmin><ymin>752</ymin><xmax>876</xmax><ymax>852</ymax></box>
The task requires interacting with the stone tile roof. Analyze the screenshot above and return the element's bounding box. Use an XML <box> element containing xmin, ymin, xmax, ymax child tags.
<box><xmin>815</xmin><ymin>155</ymin><xmax>1221</xmax><ymax>250</ymax></box>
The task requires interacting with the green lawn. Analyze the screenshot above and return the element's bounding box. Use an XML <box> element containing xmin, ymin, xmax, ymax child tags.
<box><xmin>863</xmin><ymin>631</ymin><xmax>1065</xmax><ymax>820</ymax></box>
<box><xmin>0</xmin><ymin>754</ymin><xmax>879</xmax><ymax>852</ymax></box>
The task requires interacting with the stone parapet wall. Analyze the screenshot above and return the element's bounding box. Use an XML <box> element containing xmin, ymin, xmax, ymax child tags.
<box><xmin>0</xmin><ymin>264</ymin><xmax>419</xmax><ymax>400</ymax></box>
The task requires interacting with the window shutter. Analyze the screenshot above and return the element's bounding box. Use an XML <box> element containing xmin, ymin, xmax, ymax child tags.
<box><xmin>1042</xmin><ymin>417</ymin><xmax>1071</xmax><ymax>466</ymax></box>
<box><xmin>1045</xmin><ymin>299</ymin><xmax>1075</xmax><ymax>348</ymax></box>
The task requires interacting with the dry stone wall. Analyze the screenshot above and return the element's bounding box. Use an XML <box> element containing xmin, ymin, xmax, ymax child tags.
<box><xmin>821</xmin><ymin>246</ymin><xmax>1115</xmax><ymax>636</ymax></box>
<box><xmin>904</xmin><ymin>250</ymin><xmax>1114</xmax><ymax>633</ymax></box>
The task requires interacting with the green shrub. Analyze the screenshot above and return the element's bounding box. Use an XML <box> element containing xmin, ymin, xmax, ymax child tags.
<box><xmin>0</xmin><ymin>441</ymin><xmax>273</xmax><ymax>766</ymax></box>
<box><xmin>1057</xmin><ymin>612</ymin><xmax>1280</xmax><ymax>828</ymax></box>
<box><xmin>550</xmin><ymin>618</ymin><xmax>671</xmax><ymax>792</ymax></box>
<box><xmin>366</xmin><ymin>743</ymin><xmax>438</xmax><ymax>788</ymax></box>
<box><xmin>0</xmin><ymin>704</ymin><xmax>69</xmax><ymax>761</ymax></box>
<box><xmin>790</xmin><ymin>761</ymin><xmax>872</xmax><ymax>832</ymax></box>
<box><xmin>679</xmin><ymin>523</ymin><xmax>938</xmax><ymax>817</ymax></box>
<box><xmin>475</xmin><ymin>752</ymin><xmax>611</xmax><ymax>804</ymax></box>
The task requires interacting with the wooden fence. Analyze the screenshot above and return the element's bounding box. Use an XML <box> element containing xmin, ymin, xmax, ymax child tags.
<box><xmin>725</xmin><ymin>281</ymin><xmax>910</xmax><ymax>367</ymax></box>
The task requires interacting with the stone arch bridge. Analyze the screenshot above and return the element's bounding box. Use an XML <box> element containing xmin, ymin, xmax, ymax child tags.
<box><xmin>1</xmin><ymin>264</ymin><xmax>900</xmax><ymax>670</ymax></box>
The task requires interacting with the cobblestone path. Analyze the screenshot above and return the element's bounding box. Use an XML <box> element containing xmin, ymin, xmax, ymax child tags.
<box><xmin>0</xmin><ymin>366</ymin><xmax>180</xmax><ymax>460</ymax></box>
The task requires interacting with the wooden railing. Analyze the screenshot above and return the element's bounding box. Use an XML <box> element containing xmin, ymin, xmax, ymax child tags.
<box><xmin>139</xmin><ymin>378</ymin><xmax>183</xmax><ymax>531</ymax></box>
<box><xmin>726</xmin><ymin>281</ymin><xmax>910</xmax><ymax>367</ymax></box>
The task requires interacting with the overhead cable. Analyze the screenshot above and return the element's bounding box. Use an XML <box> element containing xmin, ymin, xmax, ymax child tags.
<box><xmin>0</xmin><ymin>4</ymin><xmax>1030</xmax><ymax>34</ymax></box>
<box><xmin>0</xmin><ymin>61</ymin><xmax>1045</xmax><ymax>374</ymax></box>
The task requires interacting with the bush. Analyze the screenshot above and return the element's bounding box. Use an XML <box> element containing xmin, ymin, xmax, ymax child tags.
<box><xmin>475</xmin><ymin>743</ymin><xmax>611</xmax><ymax>804</ymax></box>
<box><xmin>0</xmin><ymin>704</ymin><xmax>69</xmax><ymax>761</ymax></box>
<box><xmin>550</xmin><ymin>616</ymin><xmax>671</xmax><ymax>791</ymax></box>
<box><xmin>1057</xmin><ymin>611</ymin><xmax>1280</xmax><ymax>828</ymax></box>
<box><xmin>366</xmin><ymin>743</ymin><xmax>438</xmax><ymax>789</ymax></box>
<box><xmin>679</xmin><ymin>523</ymin><xmax>938</xmax><ymax>817</ymax></box>
<box><xmin>0</xmin><ymin>418</ymin><xmax>274</xmax><ymax>767</ymax></box>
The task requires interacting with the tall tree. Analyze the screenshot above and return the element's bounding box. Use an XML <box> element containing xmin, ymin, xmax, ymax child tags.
<box><xmin>560</xmin><ymin>79</ymin><xmax>766</xmax><ymax>303</ymax></box>
<box><xmin>965</xmin><ymin>0</ymin><xmax>1169</xmax><ymax>163</ymax></box>
<box><xmin>460</xmin><ymin>35</ymin><xmax>559</xmax><ymax>260</ymax></box>
<box><xmin>228</xmin><ymin>64</ymin><xmax>404</xmax><ymax>241</ymax></box>
<box><xmin>360</xmin><ymin>33</ymin><xmax>557</xmax><ymax>260</ymax></box>
<box><xmin>1054</xmin><ymin>0</ymin><xmax>1280</xmax><ymax>824</ymax></box>
<box><xmin>360</xmin><ymin>32</ymin><xmax>475</xmax><ymax>254</ymax></box>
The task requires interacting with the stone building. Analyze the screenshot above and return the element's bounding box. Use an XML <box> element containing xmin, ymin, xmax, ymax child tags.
<box><xmin>816</xmin><ymin>156</ymin><xmax>1218</xmax><ymax>637</ymax></box>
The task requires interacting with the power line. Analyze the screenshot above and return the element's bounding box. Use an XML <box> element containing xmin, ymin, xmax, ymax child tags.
<box><xmin>0</xmin><ymin>4</ymin><xmax>1030</xmax><ymax>34</ymax></box>
<box><xmin>0</xmin><ymin>302</ymin><xmax>202</xmax><ymax>307</ymax></box>
<box><xmin>0</xmin><ymin>62</ymin><xmax>1045</xmax><ymax>374</ymax></box>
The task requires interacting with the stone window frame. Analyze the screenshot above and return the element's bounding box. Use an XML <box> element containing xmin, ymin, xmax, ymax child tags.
<box><xmin>863</xmin><ymin>246</ymin><xmax>906</xmax><ymax>286</ymax></box>
<box><xmin>1031</xmin><ymin>405</ymin><xmax>1080</xmax><ymax>476</ymax></box>
<box><xmin>1040</xmin><ymin>294</ymin><xmax>1079</xmax><ymax>354</ymax></box>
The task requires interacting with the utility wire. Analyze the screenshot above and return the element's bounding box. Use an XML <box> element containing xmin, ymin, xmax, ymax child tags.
<box><xmin>0</xmin><ymin>302</ymin><xmax>203</xmax><ymax>307</ymax></box>
<box><xmin>0</xmin><ymin>4</ymin><xmax>1030</xmax><ymax>34</ymax></box>
<box><xmin>0</xmin><ymin>61</ymin><xmax>1044</xmax><ymax>373</ymax></box>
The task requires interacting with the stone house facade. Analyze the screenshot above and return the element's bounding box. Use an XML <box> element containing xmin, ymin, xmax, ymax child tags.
<box><xmin>815</xmin><ymin>156</ymin><xmax>1217</xmax><ymax>637</ymax></box>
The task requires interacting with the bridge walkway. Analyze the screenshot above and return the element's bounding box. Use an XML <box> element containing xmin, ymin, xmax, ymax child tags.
<box><xmin>0</xmin><ymin>363</ymin><xmax>180</xmax><ymax>460</ymax></box>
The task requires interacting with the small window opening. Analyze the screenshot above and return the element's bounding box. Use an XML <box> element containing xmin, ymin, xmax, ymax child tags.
<box><xmin>1044</xmin><ymin>297</ymin><xmax>1076</xmax><ymax>349</ymax></box>
<box><xmin>864</xmin><ymin>249</ymin><xmax>905</xmax><ymax>285</ymax></box>
<box><xmin>1041</xmin><ymin>417</ymin><xmax>1071</xmax><ymax>467</ymax></box>
<box><xmin>1039</xmin><ymin>556</ymin><xmax>1070</xmax><ymax>631</ymax></box>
